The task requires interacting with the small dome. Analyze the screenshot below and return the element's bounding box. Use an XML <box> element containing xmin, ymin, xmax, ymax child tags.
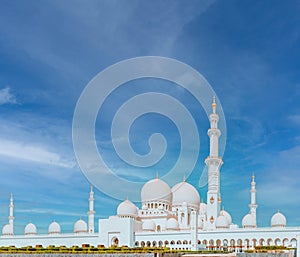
<box><xmin>199</xmin><ymin>202</ymin><xmax>207</xmax><ymax>214</ymax></box>
<box><xmin>242</xmin><ymin>214</ymin><xmax>256</xmax><ymax>228</ymax></box>
<box><xmin>142</xmin><ymin>220</ymin><xmax>156</xmax><ymax>231</ymax></box>
<box><xmin>220</xmin><ymin>209</ymin><xmax>232</xmax><ymax>225</ymax></box>
<box><xmin>215</xmin><ymin>215</ymin><xmax>229</xmax><ymax>229</ymax></box>
<box><xmin>2</xmin><ymin>224</ymin><xmax>13</xmax><ymax>236</ymax></box>
<box><xmin>141</xmin><ymin>178</ymin><xmax>172</xmax><ymax>204</ymax></box>
<box><xmin>172</xmin><ymin>181</ymin><xmax>200</xmax><ymax>208</ymax></box>
<box><xmin>166</xmin><ymin>218</ymin><xmax>179</xmax><ymax>230</ymax></box>
<box><xmin>117</xmin><ymin>199</ymin><xmax>138</xmax><ymax>218</ymax></box>
<box><xmin>25</xmin><ymin>222</ymin><xmax>37</xmax><ymax>235</ymax></box>
<box><xmin>74</xmin><ymin>219</ymin><xmax>87</xmax><ymax>234</ymax></box>
<box><xmin>271</xmin><ymin>211</ymin><xmax>286</xmax><ymax>228</ymax></box>
<box><xmin>48</xmin><ymin>221</ymin><xmax>61</xmax><ymax>234</ymax></box>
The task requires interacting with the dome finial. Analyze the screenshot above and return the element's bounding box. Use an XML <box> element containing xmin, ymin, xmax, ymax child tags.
<box><xmin>212</xmin><ymin>96</ymin><xmax>217</xmax><ymax>113</ymax></box>
<box><xmin>156</xmin><ymin>172</ymin><xmax>158</xmax><ymax>179</ymax></box>
<box><xmin>183</xmin><ymin>174</ymin><xmax>186</xmax><ymax>182</ymax></box>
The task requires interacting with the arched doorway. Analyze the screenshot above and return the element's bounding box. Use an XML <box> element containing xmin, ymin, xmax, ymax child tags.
<box><xmin>111</xmin><ymin>237</ymin><xmax>119</xmax><ymax>247</ymax></box>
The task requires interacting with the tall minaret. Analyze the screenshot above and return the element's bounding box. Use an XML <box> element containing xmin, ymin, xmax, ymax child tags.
<box><xmin>8</xmin><ymin>193</ymin><xmax>14</xmax><ymax>233</ymax></box>
<box><xmin>205</xmin><ymin>97</ymin><xmax>223</xmax><ymax>226</ymax></box>
<box><xmin>249</xmin><ymin>175</ymin><xmax>257</xmax><ymax>226</ymax></box>
<box><xmin>87</xmin><ymin>186</ymin><xmax>95</xmax><ymax>234</ymax></box>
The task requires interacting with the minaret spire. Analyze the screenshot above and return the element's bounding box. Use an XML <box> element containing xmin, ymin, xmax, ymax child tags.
<box><xmin>249</xmin><ymin>174</ymin><xmax>258</xmax><ymax>227</ymax></box>
<box><xmin>205</xmin><ymin>96</ymin><xmax>223</xmax><ymax>228</ymax></box>
<box><xmin>8</xmin><ymin>193</ymin><xmax>14</xmax><ymax>234</ymax></box>
<box><xmin>87</xmin><ymin>185</ymin><xmax>95</xmax><ymax>234</ymax></box>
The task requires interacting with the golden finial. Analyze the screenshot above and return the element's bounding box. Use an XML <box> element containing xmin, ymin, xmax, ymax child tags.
<box><xmin>212</xmin><ymin>96</ymin><xmax>217</xmax><ymax>113</ymax></box>
<box><xmin>156</xmin><ymin>172</ymin><xmax>158</xmax><ymax>179</ymax></box>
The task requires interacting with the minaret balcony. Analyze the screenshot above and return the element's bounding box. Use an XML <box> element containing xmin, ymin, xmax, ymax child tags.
<box><xmin>207</xmin><ymin>128</ymin><xmax>221</xmax><ymax>137</ymax></box>
<box><xmin>205</xmin><ymin>156</ymin><xmax>223</xmax><ymax>167</ymax></box>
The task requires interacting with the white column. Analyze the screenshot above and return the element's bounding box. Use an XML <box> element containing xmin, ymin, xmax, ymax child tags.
<box><xmin>297</xmin><ymin>235</ymin><xmax>300</xmax><ymax>257</ymax></box>
<box><xmin>87</xmin><ymin>186</ymin><xmax>95</xmax><ymax>233</ymax></box>
<box><xmin>190</xmin><ymin>210</ymin><xmax>198</xmax><ymax>251</ymax></box>
<box><xmin>205</xmin><ymin>97</ymin><xmax>223</xmax><ymax>225</ymax></box>
<box><xmin>8</xmin><ymin>193</ymin><xmax>14</xmax><ymax>233</ymax></box>
<box><xmin>249</xmin><ymin>175</ymin><xmax>258</xmax><ymax>226</ymax></box>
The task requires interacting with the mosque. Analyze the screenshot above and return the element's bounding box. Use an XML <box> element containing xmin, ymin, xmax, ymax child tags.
<box><xmin>1</xmin><ymin>98</ymin><xmax>300</xmax><ymax>253</ymax></box>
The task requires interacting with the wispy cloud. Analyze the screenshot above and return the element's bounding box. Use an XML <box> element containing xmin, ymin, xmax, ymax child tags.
<box><xmin>288</xmin><ymin>114</ymin><xmax>300</xmax><ymax>126</ymax></box>
<box><xmin>0</xmin><ymin>138</ymin><xmax>75</xmax><ymax>168</ymax></box>
<box><xmin>0</xmin><ymin>87</ymin><xmax>17</xmax><ymax>105</ymax></box>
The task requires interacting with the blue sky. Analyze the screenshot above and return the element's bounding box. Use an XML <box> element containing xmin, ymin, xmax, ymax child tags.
<box><xmin>0</xmin><ymin>0</ymin><xmax>300</xmax><ymax>234</ymax></box>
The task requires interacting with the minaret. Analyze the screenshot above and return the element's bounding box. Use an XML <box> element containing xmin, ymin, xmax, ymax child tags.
<box><xmin>205</xmin><ymin>97</ymin><xmax>223</xmax><ymax>226</ymax></box>
<box><xmin>8</xmin><ymin>193</ymin><xmax>14</xmax><ymax>233</ymax></box>
<box><xmin>87</xmin><ymin>186</ymin><xmax>95</xmax><ymax>234</ymax></box>
<box><xmin>190</xmin><ymin>210</ymin><xmax>198</xmax><ymax>250</ymax></box>
<box><xmin>249</xmin><ymin>175</ymin><xmax>257</xmax><ymax>226</ymax></box>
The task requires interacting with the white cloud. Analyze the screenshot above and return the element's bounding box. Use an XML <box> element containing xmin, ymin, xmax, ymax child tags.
<box><xmin>0</xmin><ymin>138</ymin><xmax>75</xmax><ymax>168</ymax></box>
<box><xmin>288</xmin><ymin>114</ymin><xmax>300</xmax><ymax>126</ymax></box>
<box><xmin>0</xmin><ymin>87</ymin><xmax>17</xmax><ymax>105</ymax></box>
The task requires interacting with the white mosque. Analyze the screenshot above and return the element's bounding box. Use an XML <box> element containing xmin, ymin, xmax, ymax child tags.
<box><xmin>1</xmin><ymin>98</ymin><xmax>300</xmax><ymax>253</ymax></box>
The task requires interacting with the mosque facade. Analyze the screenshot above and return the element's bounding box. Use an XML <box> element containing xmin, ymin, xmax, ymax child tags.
<box><xmin>1</xmin><ymin>98</ymin><xmax>300</xmax><ymax>253</ymax></box>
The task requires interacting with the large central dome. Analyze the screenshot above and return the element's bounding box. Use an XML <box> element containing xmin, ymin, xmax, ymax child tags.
<box><xmin>172</xmin><ymin>181</ymin><xmax>200</xmax><ymax>208</ymax></box>
<box><xmin>141</xmin><ymin>178</ymin><xmax>172</xmax><ymax>204</ymax></box>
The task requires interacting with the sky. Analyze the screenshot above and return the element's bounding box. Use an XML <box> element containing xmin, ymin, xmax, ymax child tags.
<box><xmin>0</xmin><ymin>0</ymin><xmax>300</xmax><ymax>234</ymax></box>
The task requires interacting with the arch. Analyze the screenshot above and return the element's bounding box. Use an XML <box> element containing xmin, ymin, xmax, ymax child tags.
<box><xmin>216</xmin><ymin>239</ymin><xmax>221</xmax><ymax>250</ymax></box>
<box><xmin>237</xmin><ymin>239</ymin><xmax>243</xmax><ymax>245</ymax></box>
<box><xmin>283</xmin><ymin>238</ymin><xmax>289</xmax><ymax>247</ymax></box>
<box><xmin>152</xmin><ymin>241</ymin><xmax>157</xmax><ymax>247</ymax></box>
<box><xmin>230</xmin><ymin>239</ymin><xmax>235</xmax><ymax>246</ymax></box>
<box><xmin>252</xmin><ymin>239</ymin><xmax>257</xmax><ymax>248</ymax></box>
<box><xmin>111</xmin><ymin>237</ymin><xmax>119</xmax><ymax>247</ymax></box>
<box><xmin>157</xmin><ymin>225</ymin><xmax>161</xmax><ymax>232</ymax></box>
<box><xmin>275</xmin><ymin>238</ymin><xmax>281</xmax><ymax>246</ymax></box>
<box><xmin>267</xmin><ymin>238</ymin><xmax>273</xmax><ymax>246</ymax></box>
<box><xmin>259</xmin><ymin>238</ymin><xmax>265</xmax><ymax>246</ymax></box>
<box><xmin>183</xmin><ymin>240</ymin><xmax>188</xmax><ymax>245</ymax></box>
<box><xmin>171</xmin><ymin>240</ymin><xmax>175</xmax><ymax>245</ymax></box>
<box><xmin>237</xmin><ymin>239</ymin><xmax>243</xmax><ymax>252</ymax></box>
<box><xmin>135</xmin><ymin>241</ymin><xmax>139</xmax><ymax>247</ymax></box>
<box><xmin>197</xmin><ymin>240</ymin><xmax>201</xmax><ymax>244</ymax></box>
<box><xmin>158</xmin><ymin>241</ymin><xmax>163</xmax><ymax>247</ymax></box>
<box><xmin>230</xmin><ymin>239</ymin><xmax>235</xmax><ymax>251</ymax></box>
<box><xmin>164</xmin><ymin>240</ymin><xmax>169</xmax><ymax>246</ymax></box>
<box><xmin>202</xmin><ymin>239</ymin><xmax>207</xmax><ymax>246</ymax></box>
<box><xmin>146</xmin><ymin>241</ymin><xmax>151</xmax><ymax>247</ymax></box>
<box><xmin>291</xmin><ymin>238</ymin><xmax>297</xmax><ymax>248</ymax></box>
<box><xmin>244</xmin><ymin>239</ymin><xmax>250</xmax><ymax>249</ymax></box>
<box><xmin>209</xmin><ymin>239</ymin><xmax>214</xmax><ymax>250</ymax></box>
<box><xmin>141</xmin><ymin>241</ymin><xmax>145</xmax><ymax>247</ymax></box>
<box><xmin>177</xmin><ymin>240</ymin><xmax>182</xmax><ymax>245</ymax></box>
